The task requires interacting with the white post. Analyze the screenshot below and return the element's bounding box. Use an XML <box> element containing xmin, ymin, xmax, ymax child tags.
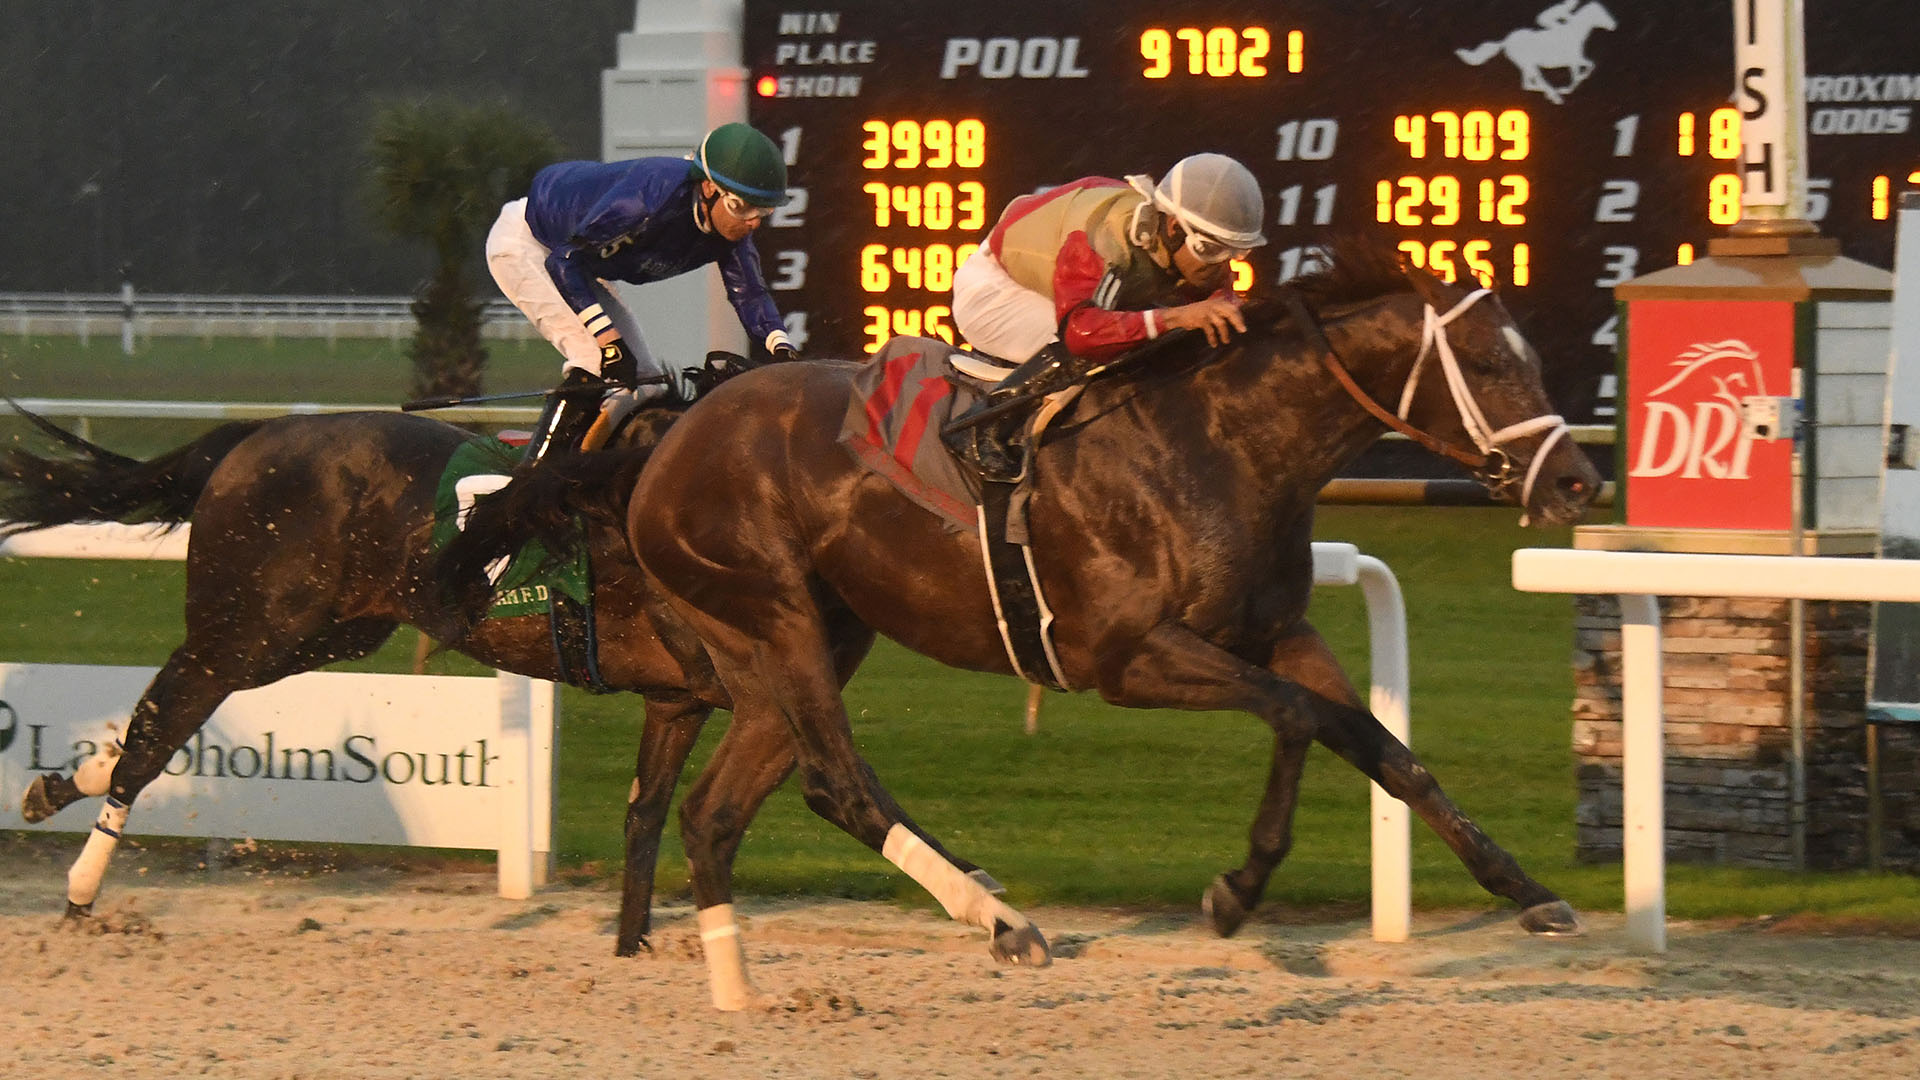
<box><xmin>495</xmin><ymin>672</ymin><xmax>537</xmax><ymax>900</ymax></box>
<box><xmin>1732</xmin><ymin>0</ymin><xmax>1810</xmax><ymax>227</ymax></box>
<box><xmin>119</xmin><ymin>277</ymin><xmax>135</xmax><ymax>357</ymax></box>
<box><xmin>1617</xmin><ymin>593</ymin><xmax>1666</xmax><ymax>952</ymax></box>
<box><xmin>1357</xmin><ymin>555</ymin><xmax>1411</xmax><ymax>943</ymax></box>
<box><xmin>530</xmin><ymin>677</ymin><xmax>559</xmax><ymax>887</ymax></box>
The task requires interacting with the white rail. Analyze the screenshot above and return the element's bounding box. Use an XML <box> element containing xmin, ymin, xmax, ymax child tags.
<box><xmin>6</xmin><ymin>397</ymin><xmax>542</xmax><ymax>427</ymax></box>
<box><xmin>0</xmin><ymin>291</ymin><xmax>535</xmax><ymax>342</ymax></box>
<box><xmin>1511</xmin><ymin>547</ymin><xmax>1918</xmax><ymax>951</ymax></box>
<box><xmin>1311</xmin><ymin>542</ymin><xmax>1412</xmax><ymax>943</ymax></box>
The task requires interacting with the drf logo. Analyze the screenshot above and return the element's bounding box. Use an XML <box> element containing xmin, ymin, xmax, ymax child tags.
<box><xmin>940</xmin><ymin>37</ymin><xmax>1089</xmax><ymax>79</ymax></box>
<box><xmin>1624</xmin><ymin>299</ymin><xmax>1793</xmax><ymax>530</ymax></box>
<box><xmin>1630</xmin><ymin>339</ymin><xmax>1767</xmax><ymax>480</ymax></box>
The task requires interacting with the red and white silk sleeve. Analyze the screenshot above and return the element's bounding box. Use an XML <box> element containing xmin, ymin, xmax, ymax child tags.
<box><xmin>1051</xmin><ymin>232</ymin><xmax>1158</xmax><ymax>362</ymax></box>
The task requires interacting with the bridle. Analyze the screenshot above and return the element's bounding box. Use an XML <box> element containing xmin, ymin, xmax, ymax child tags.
<box><xmin>1277</xmin><ymin>285</ymin><xmax>1570</xmax><ymax>510</ymax></box>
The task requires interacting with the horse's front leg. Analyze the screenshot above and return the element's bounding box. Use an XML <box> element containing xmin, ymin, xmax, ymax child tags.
<box><xmin>1097</xmin><ymin>623</ymin><xmax>1323</xmax><ymax>932</ymax></box>
<box><xmin>614</xmin><ymin>693</ymin><xmax>711</xmax><ymax>957</ymax></box>
<box><xmin>1263</xmin><ymin>626</ymin><xmax>1580</xmax><ymax>936</ymax></box>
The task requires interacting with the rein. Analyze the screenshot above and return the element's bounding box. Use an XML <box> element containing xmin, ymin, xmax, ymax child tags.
<box><xmin>1275</xmin><ymin>285</ymin><xmax>1569</xmax><ymax>509</ymax></box>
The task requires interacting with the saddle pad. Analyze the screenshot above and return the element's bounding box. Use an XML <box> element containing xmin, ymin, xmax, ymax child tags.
<box><xmin>838</xmin><ymin>335</ymin><xmax>986</xmax><ymax>533</ymax></box>
<box><xmin>431</xmin><ymin>438</ymin><xmax>590</xmax><ymax>620</ymax></box>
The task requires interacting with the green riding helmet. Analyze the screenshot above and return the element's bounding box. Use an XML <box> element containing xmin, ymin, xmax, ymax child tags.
<box><xmin>693</xmin><ymin>122</ymin><xmax>792</xmax><ymax>208</ymax></box>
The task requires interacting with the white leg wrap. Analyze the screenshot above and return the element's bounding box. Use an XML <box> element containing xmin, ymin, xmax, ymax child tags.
<box><xmin>883</xmin><ymin>823</ymin><xmax>1030</xmax><ymax>933</ymax></box>
<box><xmin>696</xmin><ymin>904</ymin><xmax>762</xmax><ymax>1011</ymax></box>
<box><xmin>71</xmin><ymin>737</ymin><xmax>124</xmax><ymax>797</ymax></box>
<box><xmin>67</xmin><ymin>798</ymin><xmax>129</xmax><ymax>907</ymax></box>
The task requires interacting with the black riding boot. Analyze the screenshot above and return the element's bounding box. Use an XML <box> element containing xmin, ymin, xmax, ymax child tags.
<box><xmin>940</xmin><ymin>342</ymin><xmax>1077</xmax><ymax>481</ymax></box>
<box><xmin>519</xmin><ymin>368</ymin><xmax>603</xmax><ymax>471</ymax></box>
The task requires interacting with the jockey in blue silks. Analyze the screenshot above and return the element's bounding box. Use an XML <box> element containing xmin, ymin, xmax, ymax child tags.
<box><xmin>486</xmin><ymin>122</ymin><xmax>799</xmax><ymax>467</ymax></box>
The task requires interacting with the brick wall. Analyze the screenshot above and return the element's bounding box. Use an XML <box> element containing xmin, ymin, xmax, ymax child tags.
<box><xmin>1569</xmin><ymin>595</ymin><xmax>1907</xmax><ymax>869</ymax></box>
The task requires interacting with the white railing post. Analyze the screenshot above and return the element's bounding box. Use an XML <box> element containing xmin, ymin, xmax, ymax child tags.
<box><xmin>1311</xmin><ymin>542</ymin><xmax>1412</xmax><ymax>943</ymax></box>
<box><xmin>1617</xmin><ymin>593</ymin><xmax>1665</xmax><ymax>952</ymax></box>
<box><xmin>1356</xmin><ymin>555</ymin><xmax>1411</xmax><ymax>943</ymax></box>
<box><xmin>495</xmin><ymin>672</ymin><xmax>537</xmax><ymax>901</ymax></box>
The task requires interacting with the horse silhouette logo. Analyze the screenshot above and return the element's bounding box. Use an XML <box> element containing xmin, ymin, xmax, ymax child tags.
<box><xmin>1631</xmin><ymin>339</ymin><xmax>1770</xmax><ymax>481</ymax></box>
<box><xmin>1456</xmin><ymin>1</ymin><xmax>1617</xmax><ymax>105</ymax></box>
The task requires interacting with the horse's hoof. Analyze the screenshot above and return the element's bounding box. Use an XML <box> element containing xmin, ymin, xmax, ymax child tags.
<box><xmin>63</xmin><ymin>901</ymin><xmax>93</xmax><ymax>921</ymax></box>
<box><xmin>988</xmin><ymin>919</ymin><xmax>1051</xmax><ymax>967</ymax></box>
<box><xmin>967</xmin><ymin>868</ymin><xmax>1007</xmax><ymax>895</ymax></box>
<box><xmin>1518</xmin><ymin>900</ymin><xmax>1582</xmax><ymax>936</ymax></box>
<box><xmin>1202</xmin><ymin>874</ymin><xmax>1249</xmax><ymax>938</ymax></box>
<box><xmin>21</xmin><ymin>774</ymin><xmax>60</xmax><ymax>824</ymax></box>
<box><xmin>614</xmin><ymin>934</ymin><xmax>654</xmax><ymax>958</ymax></box>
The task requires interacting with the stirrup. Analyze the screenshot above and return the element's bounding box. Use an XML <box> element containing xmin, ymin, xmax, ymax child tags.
<box><xmin>946</xmin><ymin>408</ymin><xmax>1032</xmax><ymax>484</ymax></box>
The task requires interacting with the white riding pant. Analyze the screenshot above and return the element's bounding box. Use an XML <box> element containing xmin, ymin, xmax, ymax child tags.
<box><xmin>952</xmin><ymin>247</ymin><xmax>1058</xmax><ymax>364</ymax></box>
<box><xmin>486</xmin><ymin>198</ymin><xmax>664</xmax><ymax>382</ymax></box>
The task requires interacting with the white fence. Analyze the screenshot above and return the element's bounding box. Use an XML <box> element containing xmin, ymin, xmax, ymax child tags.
<box><xmin>0</xmin><ymin>291</ymin><xmax>536</xmax><ymax>343</ymax></box>
<box><xmin>0</xmin><ymin>522</ymin><xmax>557</xmax><ymax>899</ymax></box>
<box><xmin>1511</xmin><ymin>547</ymin><xmax>1920</xmax><ymax>951</ymax></box>
<box><xmin>6</xmin><ymin>397</ymin><xmax>543</xmax><ymax>433</ymax></box>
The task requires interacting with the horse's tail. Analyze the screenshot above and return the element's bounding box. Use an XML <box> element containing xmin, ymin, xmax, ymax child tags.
<box><xmin>434</xmin><ymin>444</ymin><xmax>655</xmax><ymax>630</ymax></box>
<box><xmin>1455</xmin><ymin>41</ymin><xmax>1503</xmax><ymax>65</ymax></box>
<box><xmin>0</xmin><ymin>404</ymin><xmax>267</xmax><ymax>536</ymax></box>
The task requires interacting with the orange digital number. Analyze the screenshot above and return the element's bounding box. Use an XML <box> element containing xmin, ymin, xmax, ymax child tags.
<box><xmin>860</xmin><ymin>119</ymin><xmax>987</xmax><ymax>169</ymax></box>
<box><xmin>1140</xmin><ymin>26</ymin><xmax>1279</xmax><ymax>78</ymax></box>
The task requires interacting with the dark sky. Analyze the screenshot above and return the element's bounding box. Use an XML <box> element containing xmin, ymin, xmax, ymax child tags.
<box><xmin>0</xmin><ymin>1</ymin><xmax>637</xmax><ymax>293</ymax></box>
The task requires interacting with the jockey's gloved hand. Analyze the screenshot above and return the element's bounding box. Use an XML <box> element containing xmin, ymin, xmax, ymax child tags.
<box><xmin>599</xmin><ymin>340</ymin><xmax>639</xmax><ymax>388</ymax></box>
<box><xmin>766</xmin><ymin>329</ymin><xmax>799</xmax><ymax>365</ymax></box>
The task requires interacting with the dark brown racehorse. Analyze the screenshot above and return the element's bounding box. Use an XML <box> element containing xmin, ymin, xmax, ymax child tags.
<box><xmin>603</xmin><ymin>245</ymin><xmax>1598</xmax><ymax>1008</ymax></box>
<box><xmin>0</xmin><ymin>391</ymin><xmax>778</xmax><ymax>953</ymax></box>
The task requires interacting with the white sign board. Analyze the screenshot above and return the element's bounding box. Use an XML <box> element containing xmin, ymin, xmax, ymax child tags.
<box><xmin>1732</xmin><ymin>0</ymin><xmax>1803</xmax><ymax>210</ymax></box>
<box><xmin>0</xmin><ymin>665</ymin><xmax>555</xmax><ymax>882</ymax></box>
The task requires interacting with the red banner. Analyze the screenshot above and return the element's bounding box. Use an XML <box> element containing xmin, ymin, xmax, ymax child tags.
<box><xmin>1624</xmin><ymin>300</ymin><xmax>1796</xmax><ymax>530</ymax></box>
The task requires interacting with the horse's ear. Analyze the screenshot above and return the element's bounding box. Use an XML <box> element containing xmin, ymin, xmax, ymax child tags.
<box><xmin>1400</xmin><ymin>257</ymin><xmax>1447</xmax><ymax>306</ymax></box>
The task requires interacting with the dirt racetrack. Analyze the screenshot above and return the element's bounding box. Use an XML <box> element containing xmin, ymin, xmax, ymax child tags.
<box><xmin>3</xmin><ymin>838</ymin><xmax>1919</xmax><ymax>1079</ymax></box>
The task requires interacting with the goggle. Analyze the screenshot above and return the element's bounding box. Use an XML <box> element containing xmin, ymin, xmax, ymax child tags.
<box><xmin>716</xmin><ymin>190</ymin><xmax>774</xmax><ymax>222</ymax></box>
<box><xmin>1182</xmin><ymin>228</ymin><xmax>1252</xmax><ymax>265</ymax></box>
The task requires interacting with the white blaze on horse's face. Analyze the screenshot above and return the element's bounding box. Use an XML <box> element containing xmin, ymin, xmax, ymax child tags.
<box><xmin>1501</xmin><ymin>325</ymin><xmax>1535</xmax><ymax>366</ymax></box>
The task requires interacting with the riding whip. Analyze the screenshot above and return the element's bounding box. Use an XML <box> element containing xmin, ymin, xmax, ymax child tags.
<box><xmin>401</xmin><ymin>374</ymin><xmax>670</xmax><ymax>413</ymax></box>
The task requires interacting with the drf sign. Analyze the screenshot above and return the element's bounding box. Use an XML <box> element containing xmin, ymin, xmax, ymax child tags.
<box><xmin>1624</xmin><ymin>299</ymin><xmax>1797</xmax><ymax>530</ymax></box>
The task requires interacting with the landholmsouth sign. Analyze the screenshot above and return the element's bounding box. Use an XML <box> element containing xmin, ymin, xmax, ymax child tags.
<box><xmin>1623</xmin><ymin>299</ymin><xmax>1797</xmax><ymax>530</ymax></box>
<box><xmin>0</xmin><ymin>664</ymin><xmax>552</xmax><ymax>854</ymax></box>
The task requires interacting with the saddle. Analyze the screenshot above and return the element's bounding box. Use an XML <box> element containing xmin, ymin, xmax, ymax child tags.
<box><xmin>433</xmin><ymin>437</ymin><xmax>609</xmax><ymax>692</ymax></box>
<box><xmin>839</xmin><ymin>337</ymin><xmax>1078</xmax><ymax>691</ymax></box>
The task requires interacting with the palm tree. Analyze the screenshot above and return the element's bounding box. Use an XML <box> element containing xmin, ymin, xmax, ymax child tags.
<box><xmin>367</xmin><ymin>99</ymin><xmax>559</xmax><ymax>399</ymax></box>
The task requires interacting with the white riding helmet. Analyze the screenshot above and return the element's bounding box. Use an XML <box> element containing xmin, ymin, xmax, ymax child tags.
<box><xmin>1126</xmin><ymin>153</ymin><xmax>1268</xmax><ymax>250</ymax></box>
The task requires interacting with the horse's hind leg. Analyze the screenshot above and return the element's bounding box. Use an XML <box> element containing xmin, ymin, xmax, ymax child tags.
<box><xmin>615</xmin><ymin>694</ymin><xmax>711</xmax><ymax>957</ymax></box>
<box><xmin>53</xmin><ymin>618</ymin><xmax>397</xmax><ymax>918</ymax></box>
<box><xmin>54</xmin><ymin>649</ymin><xmax>242</xmax><ymax>917</ymax></box>
<box><xmin>673</xmin><ymin>705</ymin><xmax>799</xmax><ymax>1009</ymax></box>
<box><xmin>1265</xmin><ymin>627</ymin><xmax>1578</xmax><ymax>936</ymax></box>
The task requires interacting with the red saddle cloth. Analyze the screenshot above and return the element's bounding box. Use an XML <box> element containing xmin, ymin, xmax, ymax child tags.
<box><xmin>837</xmin><ymin>335</ymin><xmax>991</xmax><ymax>533</ymax></box>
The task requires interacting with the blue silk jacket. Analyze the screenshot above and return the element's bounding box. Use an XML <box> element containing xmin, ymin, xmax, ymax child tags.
<box><xmin>524</xmin><ymin>157</ymin><xmax>785</xmax><ymax>346</ymax></box>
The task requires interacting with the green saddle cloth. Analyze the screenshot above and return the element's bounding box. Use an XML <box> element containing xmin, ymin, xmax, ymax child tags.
<box><xmin>431</xmin><ymin>438</ymin><xmax>590</xmax><ymax>620</ymax></box>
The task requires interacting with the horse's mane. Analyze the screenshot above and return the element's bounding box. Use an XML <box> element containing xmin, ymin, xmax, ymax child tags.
<box><xmin>1240</xmin><ymin>236</ymin><xmax>1413</xmax><ymax>326</ymax></box>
